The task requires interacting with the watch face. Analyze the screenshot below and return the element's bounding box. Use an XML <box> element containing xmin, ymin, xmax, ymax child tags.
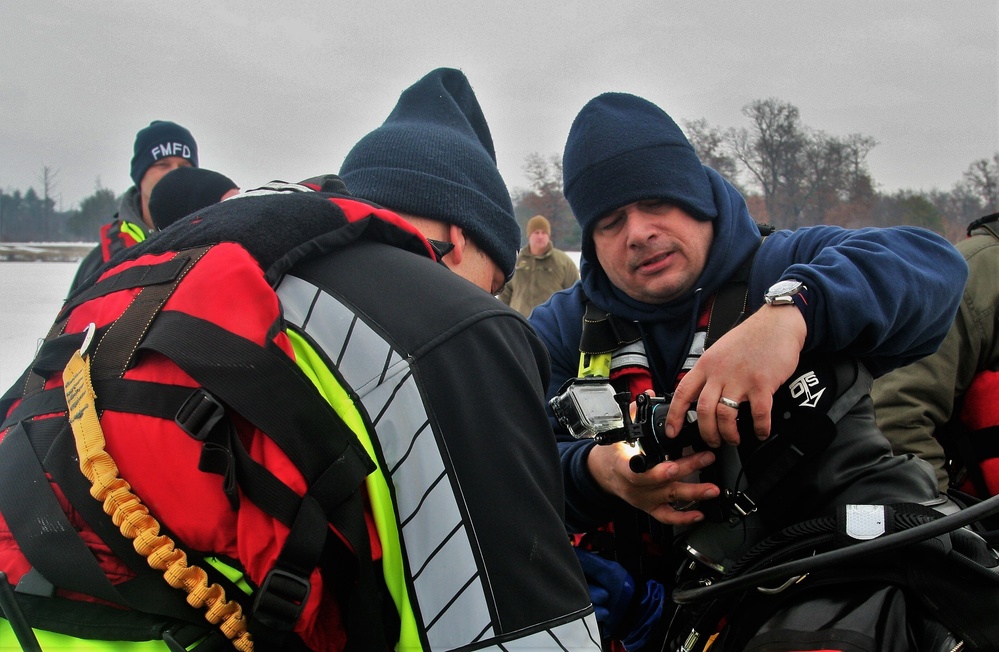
<box><xmin>767</xmin><ymin>280</ymin><xmax>802</xmax><ymax>297</ymax></box>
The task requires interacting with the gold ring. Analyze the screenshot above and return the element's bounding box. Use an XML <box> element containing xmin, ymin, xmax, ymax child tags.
<box><xmin>718</xmin><ymin>396</ymin><xmax>740</xmax><ymax>409</ymax></box>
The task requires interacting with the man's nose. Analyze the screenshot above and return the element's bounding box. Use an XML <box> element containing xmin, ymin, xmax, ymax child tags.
<box><xmin>624</xmin><ymin>208</ymin><xmax>655</xmax><ymax>245</ymax></box>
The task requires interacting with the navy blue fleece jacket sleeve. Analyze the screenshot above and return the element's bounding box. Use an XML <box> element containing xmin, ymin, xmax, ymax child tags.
<box><xmin>748</xmin><ymin>225</ymin><xmax>968</xmax><ymax>377</ymax></box>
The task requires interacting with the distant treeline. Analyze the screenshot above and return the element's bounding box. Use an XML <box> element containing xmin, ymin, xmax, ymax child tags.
<box><xmin>0</xmin><ymin>180</ymin><xmax>117</xmax><ymax>243</ymax></box>
<box><xmin>3</xmin><ymin>99</ymin><xmax>997</xmax><ymax>246</ymax></box>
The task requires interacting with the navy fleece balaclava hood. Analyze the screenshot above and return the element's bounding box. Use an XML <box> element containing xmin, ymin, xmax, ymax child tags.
<box><xmin>130</xmin><ymin>120</ymin><xmax>199</xmax><ymax>187</ymax></box>
<box><xmin>148</xmin><ymin>167</ymin><xmax>238</xmax><ymax>231</ymax></box>
<box><xmin>562</xmin><ymin>92</ymin><xmax>717</xmax><ymax>265</ymax></box>
<box><xmin>339</xmin><ymin>68</ymin><xmax>519</xmax><ymax>279</ymax></box>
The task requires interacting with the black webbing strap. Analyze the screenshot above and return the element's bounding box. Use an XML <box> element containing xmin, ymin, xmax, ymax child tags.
<box><xmin>89</xmin><ymin>247</ymin><xmax>212</xmax><ymax>380</ymax></box>
<box><xmin>136</xmin><ymin>310</ymin><xmax>383</xmax><ymax>644</ymax></box>
<box><xmin>2</xmin><ymin>379</ymin><xmax>193</xmax><ymax>432</ymax></box>
<box><xmin>733</xmin><ymin>359</ymin><xmax>870</xmax><ymax>517</ymax></box>
<box><xmin>4</xmin><ymin>591</ymin><xmax>218</xmax><ymax>647</ymax></box>
<box><xmin>60</xmin><ymin>254</ymin><xmax>198</xmax><ymax>320</ymax></box>
<box><xmin>0</xmin><ymin>422</ymin><xmax>128</xmax><ymax>604</ymax></box>
<box><xmin>330</xmin><ymin>491</ymin><xmax>389</xmax><ymax>652</ymax></box>
<box><xmin>0</xmin><ymin>368</ymin><xmax>30</xmax><ymax>419</ymax></box>
<box><xmin>41</xmin><ymin>419</ymin><xmax>252</xmax><ymax>622</ymax></box>
<box><xmin>705</xmin><ymin>280</ymin><xmax>750</xmax><ymax>351</ymax></box>
<box><xmin>0</xmin><ymin>330</ymin><xmax>94</xmax><ymax>420</ymax></box>
<box><xmin>962</xmin><ymin>427</ymin><xmax>999</xmax><ymax>459</ymax></box>
<box><xmin>704</xmin><ymin>229</ymin><xmax>772</xmax><ymax>350</ymax></box>
<box><xmin>0</xmin><ymin>419</ymin><xmax>226</xmax><ymax>630</ymax></box>
<box><xmin>136</xmin><ymin>310</ymin><xmax>375</xmax><ymax>488</ymax></box>
<box><xmin>967</xmin><ymin>212</ymin><xmax>999</xmax><ymax>238</ymax></box>
<box><xmin>579</xmin><ymin>300</ymin><xmax>642</xmax><ymax>355</ymax></box>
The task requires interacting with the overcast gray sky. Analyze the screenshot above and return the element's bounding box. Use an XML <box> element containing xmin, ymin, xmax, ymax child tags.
<box><xmin>2</xmin><ymin>1</ymin><xmax>997</xmax><ymax>210</ymax></box>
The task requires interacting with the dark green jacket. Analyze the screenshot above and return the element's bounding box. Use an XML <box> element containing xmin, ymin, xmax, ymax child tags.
<box><xmin>873</xmin><ymin>223</ymin><xmax>999</xmax><ymax>490</ymax></box>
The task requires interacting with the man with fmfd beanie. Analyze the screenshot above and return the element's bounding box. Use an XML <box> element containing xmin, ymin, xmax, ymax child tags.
<box><xmin>499</xmin><ymin>214</ymin><xmax>579</xmax><ymax>317</ymax></box>
<box><xmin>68</xmin><ymin>120</ymin><xmax>199</xmax><ymax>294</ymax></box>
<box><xmin>529</xmin><ymin>92</ymin><xmax>969</xmax><ymax>649</ymax></box>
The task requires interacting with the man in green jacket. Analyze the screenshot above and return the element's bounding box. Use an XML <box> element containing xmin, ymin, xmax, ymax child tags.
<box><xmin>498</xmin><ymin>214</ymin><xmax>579</xmax><ymax>316</ymax></box>
<box><xmin>68</xmin><ymin>120</ymin><xmax>199</xmax><ymax>294</ymax></box>
<box><xmin>873</xmin><ymin>212</ymin><xmax>999</xmax><ymax>494</ymax></box>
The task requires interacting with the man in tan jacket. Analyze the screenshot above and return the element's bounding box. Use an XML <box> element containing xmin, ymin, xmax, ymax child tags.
<box><xmin>498</xmin><ymin>215</ymin><xmax>579</xmax><ymax>317</ymax></box>
<box><xmin>873</xmin><ymin>212</ymin><xmax>999</xmax><ymax>495</ymax></box>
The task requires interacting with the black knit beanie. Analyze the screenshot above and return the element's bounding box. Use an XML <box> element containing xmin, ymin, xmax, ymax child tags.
<box><xmin>339</xmin><ymin>68</ymin><xmax>519</xmax><ymax>279</ymax></box>
<box><xmin>130</xmin><ymin>120</ymin><xmax>199</xmax><ymax>187</ymax></box>
<box><xmin>562</xmin><ymin>93</ymin><xmax>718</xmax><ymax>263</ymax></box>
<box><xmin>148</xmin><ymin>167</ymin><xmax>237</xmax><ymax>230</ymax></box>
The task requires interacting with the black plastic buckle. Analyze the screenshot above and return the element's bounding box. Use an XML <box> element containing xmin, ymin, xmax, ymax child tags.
<box><xmin>175</xmin><ymin>389</ymin><xmax>225</xmax><ymax>441</ymax></box>
<box><xmin>251</xmin><ymin>568</ymin><xmax>311</xmax><ymax>632</ymax></box>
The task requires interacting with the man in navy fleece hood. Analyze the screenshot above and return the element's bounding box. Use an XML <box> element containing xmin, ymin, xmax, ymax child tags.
<box><xmin>529</xmin><ymin>91</ymin><xmax>969</xmax><ymax>649</ymax></box>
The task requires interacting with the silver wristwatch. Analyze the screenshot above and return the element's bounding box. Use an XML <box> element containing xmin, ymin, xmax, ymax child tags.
<box><xmin>764</xmin><ymin>279</ymin><xmax>806</xmax><ymax>306</ymax></box>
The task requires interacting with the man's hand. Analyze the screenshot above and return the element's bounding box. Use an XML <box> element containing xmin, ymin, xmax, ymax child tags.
<box><xmin>665</xmin><ymin>305</ymin><xmax>807</xmax><ymax>448</ymax></box>
<box><xmin>587</xmin><ymin>441</ymin><xmax>719</xmax><ymax>525</ymax></box>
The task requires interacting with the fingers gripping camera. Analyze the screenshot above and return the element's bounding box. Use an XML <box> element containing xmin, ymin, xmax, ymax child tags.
<box><xmin>549</xmin><ymin>377</ymin><xmax>698</xmax><ymax>472</ymax></box>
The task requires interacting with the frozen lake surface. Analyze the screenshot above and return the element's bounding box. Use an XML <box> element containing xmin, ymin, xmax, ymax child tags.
<box><xmin>0</xmin><ymin>261</ymin><xmax>78</xmax><ymax>389</ymax></box>
<box><xmin>0</xmin><ymin>252</ymin><xmax>583</xmax><ymax>390</ymax></box>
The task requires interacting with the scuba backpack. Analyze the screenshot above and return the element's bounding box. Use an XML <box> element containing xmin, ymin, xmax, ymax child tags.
<box><xmin>0</xmin><ymin>179</ymin><xmax>441</xmax><ymax>651</ymax></box>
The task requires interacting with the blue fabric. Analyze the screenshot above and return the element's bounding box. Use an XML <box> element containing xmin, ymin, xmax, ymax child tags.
<box><xmin>574</xmin><ymin>548</ymin><xmax>636</xmax><ymax>639</ymax></box>
<box><xmin>530</xmin><ymin>167</ymin><xmax>967</xmax><ymax>532</ymax></box>
<box><xmin>574</xmin><ymin>548</ymin><xmax>667</xmax><ymax>650</ymax></box>
<box><xmin>562</xmin><ymin>93</ymin><xmax>717</xmax><ymax>265</ymax></box>
<box><xmin>621</xmin><ymin>580</ymin><xmax>666</xmax><ymax>651</ymax></box>
<box><xmin>130</xmin><ymin>120</ymin><xmax>198</xmax><ymax>186</ymax></box>
<box><xmin>339</xmin><ymin>68</ymin><xmax>520</xmax><ymax>279</ymax></box>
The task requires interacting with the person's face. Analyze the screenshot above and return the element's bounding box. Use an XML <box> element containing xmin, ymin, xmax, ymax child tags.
<box><xmin>528</xmin><ymin>228</ymin><xmax>550</xmax><ymax>252</ymax></box>
<box><xmin>591</xmin><ymin>199</ymin><xmax>713</xmax><ymax>304</ymax></box>
<box><xmin>139</xmin><ymin>156</ymin><xmax>194</xmax><ymax>226</ymax></box>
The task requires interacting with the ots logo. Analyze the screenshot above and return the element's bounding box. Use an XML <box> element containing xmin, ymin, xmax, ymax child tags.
<box><xmin>789</xmin><ymin>370</ymin><xmax>825</xmax><ymax>408</ymax></box>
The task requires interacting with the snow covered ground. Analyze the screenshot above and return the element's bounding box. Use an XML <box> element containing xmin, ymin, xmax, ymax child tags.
<box><xmin>0</xmin><ymin>253</ymin><xmax>583</xmax><ymax>390</ymax></box>
<box><xmin>0</xmin><ymin>261</ymin><xmax>78</xmax><ymax>388</ymax></box>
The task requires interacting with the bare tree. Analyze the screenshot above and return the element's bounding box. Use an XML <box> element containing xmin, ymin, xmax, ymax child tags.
<box><xmin>729</xmin><ymin>99</ymin><xmax>809</xmax><ymax>227</ymax></box>
<box><xmin>728</xmin><ymin>100</ymin><xmax>878</xmax><ymax>228</ymax></box>
<box><xmin>682</xmin><ymin>118</ymin><xmax>741</xmax><ymax>186</ymax></box>
<box><xmin>518</xmin><ymin>152</ymin><xmax>577</xmax><ymax>248</ymax></box>
<box><xmin>961</xmin><ymin>153</ymin><xmax>999</xmax><ymax>213</ymax></box>
<box><xmin>37</xmin><ymin>166</ymin><xmax>59</xmax><ymax>240</ymax></box>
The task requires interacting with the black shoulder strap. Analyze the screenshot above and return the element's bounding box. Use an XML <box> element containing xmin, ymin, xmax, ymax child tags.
<box><xmin>705</xmin><ymin>225</ymin><xmax>774</xmax><ymax>349</ymax></box>
<box><xmin>579</xmin><ymin>300</ymin><xmax>642</xmax><ymax>354</ymax></box>
<box><xmin>967</xmin><ymin>212</ymin><xmax>999</xmax><ymax>239</ymax></box>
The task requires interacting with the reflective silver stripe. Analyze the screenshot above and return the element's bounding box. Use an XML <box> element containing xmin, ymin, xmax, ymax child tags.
<box><xmin>609</xmin><ymin>341</ymin><xmax>648</xmax><ymax>372</ymax></box>
<box><xmin>278</xmin><ymin>275</ymin><xmax>599</xmax><ymax>649</ymax></box>
<box><xmin>682</xmin><ymin>331</ymin><xmax>706</xmax><ymax>374</ymax></box>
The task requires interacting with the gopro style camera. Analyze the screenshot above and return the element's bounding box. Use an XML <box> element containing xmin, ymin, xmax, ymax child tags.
<box><xmin>549</xmin><ymin>377</ymin><xmax>695</xmax><ymax>472</ymax></box>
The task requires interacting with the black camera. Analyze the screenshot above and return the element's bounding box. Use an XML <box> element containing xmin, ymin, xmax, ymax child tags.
<box><xmin>549</xmin><ymin>377</ymin><xmax>697</xmax><ymax>472</ymax></box>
